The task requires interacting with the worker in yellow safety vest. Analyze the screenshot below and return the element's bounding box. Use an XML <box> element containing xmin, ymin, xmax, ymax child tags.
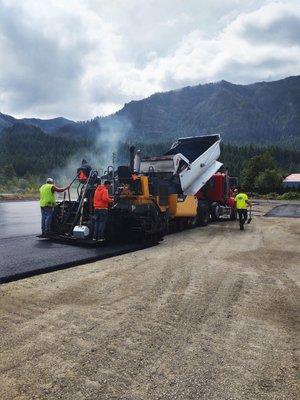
<box><xmin>234</xmin><ymin>188</ymin><xmax>252</xmax><ymax>230</ymax></box>
<box><xmin>39</xmin><ymin>178</ymin><xmax>70</xmax><ymax>236</ymax></box>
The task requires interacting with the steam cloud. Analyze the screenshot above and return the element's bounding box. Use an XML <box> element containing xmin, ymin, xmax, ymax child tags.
<box><xmin>50</xmin><ymin>116</ymin><xmax>133</xmax><ymax>197</ymax></box>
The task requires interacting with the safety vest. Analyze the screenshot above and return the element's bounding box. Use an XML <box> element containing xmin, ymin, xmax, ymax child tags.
<box><xmin>39</xmin><ymin>183</ymin><xmax>56</xmax><ymax>207</ymax></box>
<box><xmin>94</xmin><ymin>185</ymin><xmax>110</xmax><ymax>209</ymax></box>
<box><xmin>235</xmin><ymin>193</ymin><xmax>248</xmax><ymax>209</ymax></box>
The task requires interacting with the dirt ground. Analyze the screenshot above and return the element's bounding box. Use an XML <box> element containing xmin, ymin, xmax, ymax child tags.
<box><xmin>0</xmin><ymin>203</ymin><xmax>299</xmax><ymax>400</ymax></box>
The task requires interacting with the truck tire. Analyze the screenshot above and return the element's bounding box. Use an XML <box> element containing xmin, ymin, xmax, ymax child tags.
<box><xmin>211</xmin><ymin>202</ymin><xmax>220</xmax><ymax>222</ymax></box>
<box><xmin>197</xmin><ymin>203</ymin><xmax>210</xmax><ymax>226</ymax></box>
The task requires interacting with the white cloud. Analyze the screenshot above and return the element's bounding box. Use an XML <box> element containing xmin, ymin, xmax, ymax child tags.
<box><xmin>0</xmin><ymin>0</ymin><xmax>299</xmax><ymax>120</ymax></box>
<box><xmin>141</xmin><ymin>1</ymin><xmax>300</xmax><ymax>87</ymax></box>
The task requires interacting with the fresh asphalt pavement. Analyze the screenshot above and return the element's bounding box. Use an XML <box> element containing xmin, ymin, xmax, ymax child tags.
<box><xmin>264</xmin><ymin>203</ymin><xmax>300</xmax><ymax>218</ymax></box>
<box><xmin>0</xmin><ymin>201</ymin><xmax>40</xmax><ymax>239</ymax></box>
<box><xmin>0</xmin><ymin>201</ymin><xmax>148</xmax><ymax>284</ymax></box>
<box><xmin>0</xmin><ymin>235</ymin><xmax>149</xmax><ymax>284</ymax></box>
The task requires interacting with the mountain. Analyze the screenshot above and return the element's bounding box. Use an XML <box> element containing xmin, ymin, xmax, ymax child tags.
<box><xmin>57</xmin><ymin>75</ymin><xmax>300</xmax><ymax>146</ymax></box>
<box><xmin>1</xmin><ymin>75</ymin><xmax>300</xmax><ymax>146</ymax></box>
<box><xmin>0</xmin><ymin>113</ymin><xmax>74</xmax><ymax>134</ymax></box>
<box><xmin>0</xmin><ymin>124</ymin><xmax>84</xmax><ymax>176</ymax></box>
<box><xmin>112</xmin><ymin>75</ymin><xmax>300</xmax><ymax>145</ymax></box>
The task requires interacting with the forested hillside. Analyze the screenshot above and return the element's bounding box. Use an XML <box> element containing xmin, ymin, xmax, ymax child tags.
<box><xmin>0</xmin><ymin>124</ymin><xmax>89</xmax><ymax>176</ymax></box>
<box><xmin>1</xmin><ymin>75</ymin><xmax>299</xmax><ymax>147</ymax></box>
<box><xmin>58</xmin><ymin>75</ymin><xmax>300</xmax><ymax>146</ymax></box>
<box><xmin>1</xmin><ymin>123</ymin><xmax>299</xmax><ymax>196</ymax></box>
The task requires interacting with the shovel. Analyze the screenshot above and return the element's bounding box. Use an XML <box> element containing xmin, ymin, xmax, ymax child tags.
<box><xmin>247</xmin><ymin>206</ymin><xmax>252</xmax><ymax>224</ymax></box>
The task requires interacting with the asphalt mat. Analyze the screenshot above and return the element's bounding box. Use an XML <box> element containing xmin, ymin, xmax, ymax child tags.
<box><xmin>264</xmin><ymin>203</ymin><xmax>300</xmax><ymax>218</ymax></box>
<box><xmin>0</xmin><ymin>236</ymin><xmax>152</xmax><ymax>284</ymax></box>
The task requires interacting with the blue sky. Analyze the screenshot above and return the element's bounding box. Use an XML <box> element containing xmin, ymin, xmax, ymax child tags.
<box><xmin>0</xmin><ymin>0</ymin><xmax>299</xmax><ymax>120</ymax></box>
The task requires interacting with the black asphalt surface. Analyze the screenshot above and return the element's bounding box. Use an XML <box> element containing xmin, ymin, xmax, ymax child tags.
<box><xmin>0</xmin><ymin>235</ymin><xmax>150</xmax><ymax>284</ymax></box>
<box><xmin>0</xmin><ymin>201</ymin><xmax>151</xmax><ymax>284</ymax></box>
<box><xmin>0</xmin><ymin>201</ymin><xmax>40</xmax><ymax>238</ymax></box>
<box><xmin>264</xmin><ymin>203</ymin><xmax>300</xmax><ymax>218</ymax></box>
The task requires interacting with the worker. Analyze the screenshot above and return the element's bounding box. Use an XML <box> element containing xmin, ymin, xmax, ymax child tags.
<box><xmin>93</xmin><ymin>180</ymin><xmax>113</xmax><ymax>241</ymax></box>
<box><xmin>78</xmin><ymin>170</ymin><xmax>87</xmax><ymax>181</ymax></box>
<box><xmin>39</xmin><ymin>178</ymin><xmax>70</xmax><ymax>236</ymax></box>
<box><xmin>77</xmin><ymin>159</ymin><xmax>92</xmax><ymax>183</ymax></box>
<box><xmin>235</xmin><ymin>187</ymin><xmax>252</xmax><ymax>230</ymax></box>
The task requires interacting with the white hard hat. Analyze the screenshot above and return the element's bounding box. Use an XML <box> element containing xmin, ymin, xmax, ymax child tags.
<box><xmin>46</xmin><ymin>177</ymin><xmax>54</xmax><ymax>184</ymax></box>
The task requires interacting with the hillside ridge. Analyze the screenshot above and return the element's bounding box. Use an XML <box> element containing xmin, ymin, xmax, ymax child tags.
<box><xmin>1</xmin><ymin>75</ymin><xmax>300</xmax><ymax>146</ymax></box>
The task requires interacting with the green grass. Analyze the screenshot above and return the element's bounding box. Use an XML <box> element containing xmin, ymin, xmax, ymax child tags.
<box><xmin>277</xmin><ymin>192</ymin><xmax>300</xmax><ymax>200</ymax></box>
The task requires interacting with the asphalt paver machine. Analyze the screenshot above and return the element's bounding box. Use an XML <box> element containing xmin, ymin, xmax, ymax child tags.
<box><xmin>49</xmin><ymin>134</ymin><xmax>236</xmax><ymax>244</ymax></box>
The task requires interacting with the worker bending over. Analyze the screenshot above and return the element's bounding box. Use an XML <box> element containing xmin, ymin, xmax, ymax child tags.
<box><xmin>235</xmin><ymin>187</ymin><xmax>252</xmax><ymax>230</ymax></box>
<box><xmin>93</xmin><ymin>180</ymin><xmax>113</xmax><ymax>241</ymax></box>
<box><xmin>39</xmin><ymin>178</ymin><xmax>70</xmax><ymax>236</ymax></box>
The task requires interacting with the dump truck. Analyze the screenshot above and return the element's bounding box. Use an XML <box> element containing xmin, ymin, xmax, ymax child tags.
<box><xmin>138</xmin><ymin>134</ymin><xmax>236</xmax><ymax>226</ymax></box>
<box><xmin>196</xmin><ymin>172</ymin><xmax>237</xmax><ymax>222</ymax></box>
<box><xmin>49</xmin><ymin>134</ymin><xmax>236</xmax><ymax>244</ymax></box>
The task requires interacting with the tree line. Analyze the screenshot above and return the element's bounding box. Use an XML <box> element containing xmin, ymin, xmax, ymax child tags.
<box><xmin>0</xmin><ymin>124</ymin><xmax>299</xmax><ymax>195</ymax></box>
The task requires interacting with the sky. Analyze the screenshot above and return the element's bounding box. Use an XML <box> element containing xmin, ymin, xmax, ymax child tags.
<box><xmin>0</xmin><ymin>0</ymin><xmax>299</xmax><ymax>120</ymax></box>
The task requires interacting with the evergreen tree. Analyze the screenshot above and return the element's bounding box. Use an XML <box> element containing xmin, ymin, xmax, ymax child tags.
<box><xmin>254</xmin><ymin>169</ymin><xmax>283</xmax><ymax>194</ymax></box>
<box><xmin>241</xmin><ymin>153</ymin><xmax>277</xmax><ymax>191</ymax></box>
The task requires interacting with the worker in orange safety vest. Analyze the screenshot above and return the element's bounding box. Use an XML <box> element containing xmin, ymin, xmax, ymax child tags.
<box><xmin>93</xmin><ymin>180</ymin><xmax>113</xmax><ymax>241</ymax></box>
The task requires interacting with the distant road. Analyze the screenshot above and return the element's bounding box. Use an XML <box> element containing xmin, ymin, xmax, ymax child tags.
<box><xmin>0</xmin><ymin>201</ymin><xmax>40</xmax><ymax>239</ymax></box>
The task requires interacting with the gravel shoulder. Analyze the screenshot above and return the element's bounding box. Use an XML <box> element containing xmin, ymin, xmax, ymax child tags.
<box><xmin>0</xmin><ymin>203</ymin><xmax>299</xmax><ymax>400</ymax></box>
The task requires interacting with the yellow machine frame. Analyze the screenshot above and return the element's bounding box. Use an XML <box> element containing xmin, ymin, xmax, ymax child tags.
<box><xmin>168</xmin><ymin>194</ymin><xmax>198</xmax><ymax>218</ymax></box>
<box><xmin>130</xmin><ymin>176</ymin><xmax>198</xmax><ymax>219</ymax></box>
